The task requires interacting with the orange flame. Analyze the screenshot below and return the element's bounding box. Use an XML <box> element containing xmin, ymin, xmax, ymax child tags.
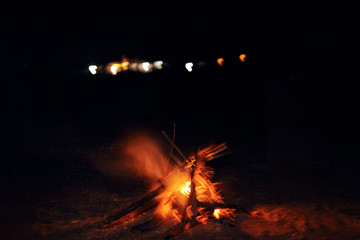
<box><xmin>213</xmin><ymin>208</ymin><xmax>236</xmax><ymax>220</ymax></box>
<box><xmin>154</xmin><ymin>143</ymin><xmax>235</xmax><ymax>223</ymax></box>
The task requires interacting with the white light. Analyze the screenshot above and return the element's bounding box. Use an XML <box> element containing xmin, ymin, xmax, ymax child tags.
<box><xmin>110</xmin><ymin>65</ymin><xmax>118</xmax><ymax>75</ymax></box>
<box><xmin>89</xmin><ymin>65</ymin><xmax>97</xmax><ymax>75</ymax></box>
<box><xmin>185</xmin><ymin>62</ymin><xmax>193</xmax><ymax>72</ymax></box>
<box><xmin>153</xmin><ymin>60</ymin><xmax>163</xmax><ymax>70</ymax></box>
<box><xmin>142</xmin><ymin>62</ymin><xmax>150</xmax><ymax>72</ymax></box>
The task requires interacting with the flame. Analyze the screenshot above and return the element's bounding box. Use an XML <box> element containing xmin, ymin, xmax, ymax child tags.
<box><xmin>107</xmin><ymin>137</ymin><xmax>235</xmax><ymax>225</ymax></box>
<box><xmin>213</xmin><ymin>208</ymin><xmax>220</xmax><ymax>218</ymax></box>
<box><xmin>213</xmin><ymin>208</ymin><xmax>236</xmax><ymax>220</ymax></box>
<box><xmin>181</xmin><ymin>181</ymin><xmax>191</xmax><ymax>197</ymax></box>
<box><xmin>154</xmin><ymin>143</ymin><xmax>235</xmax><ymax>224</ymax></box>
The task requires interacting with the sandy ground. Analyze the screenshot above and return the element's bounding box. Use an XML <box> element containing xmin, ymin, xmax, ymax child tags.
<box><xmin>1</xmin><ymin>144</ymin><xmax>360</xmax><ymax>240</ymax></box>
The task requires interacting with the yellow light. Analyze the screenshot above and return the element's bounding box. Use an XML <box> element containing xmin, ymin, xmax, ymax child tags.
<box><xmin>185</xmin><ymin>62</ymin><xmax>193</xmax><ymax>72</ymax></box>
<box><xmin>88</xmin><ymin>65</ymin><xmax>97</xmax><ymax>75</ymax></box>
<box><xmin>110</xmin><ymin>64</ymin><xmax>121</xmax><ymax>75</ymax></box>
<box><xmin>217</xmin><ymin>58</ymin><xmax>224</xmax><ymax>66</ymax></box>
<box><xmin>121</xmin><ymin>61</ymin><xmax>130</xmax><ymax>71</ymax></box>
<box><xmin>180</xmin><ymin>181</ymin><xmax>191</xmax><ymax>197</ymax></box>
<box><xmin>239</xmin><ymin>54</ymin><xmax>246</xmax><ymax>63</ymax></box>
<box><xmin>107</xmin><ymin>61</ymin><xmax>129</xmax><ymax>75</ymax></box>
<box><xmin>213</xmin><ymin>208</ymin><xmax>220</xmax><ymax>219</ymax></box>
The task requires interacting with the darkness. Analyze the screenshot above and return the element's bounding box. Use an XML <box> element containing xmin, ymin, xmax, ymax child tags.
<box><xmin>2</xmin><ymin>0</ymin><xmax>360</xmax><ymax>204</ymax></box>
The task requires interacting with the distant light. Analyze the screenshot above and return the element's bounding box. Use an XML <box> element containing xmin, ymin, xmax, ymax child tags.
<box><xmin>129</xmin><ymin>62</ymin><xmax>139</xmax><ymax>71</ymax></box>
<box><xmin>89</xmin><ymin>65</ymin><xmax>97</xmax><ymax>75</ymax></box>
<box><xmin>217</xmin><ymin>58</ymin><xmax>224</xmax><ymax>66</ymax></box>
<box><xmin>197</xmin><ymin>61</ymin><xmax>206</xmax><ymax>67</ymax></box>
<box><xmin>239</xmin><ymin>54</ymin><xmax>246</xmax><ymax>63</ymax></box>
<box><xmin>110</xmin><ymin>64</ymin><xmax>121</xmax><ymax>75</ymax></box>
<box><xmin>122</xmin><ymin>61</ymin><xmax>130</xmax><ymax>71</ymax></box>
<box><xmin>153</xmin><ymin>60</ymin><xmax>163</xmax><ymax>70</ymax></box>
<box><xmin>185</xmin><ymin>62</ymin><xmax>193</xmax><ymax>72</ymax></box>
<box><xmin>108</xmin><ymin>62</ymin><xmax>129</xmax><ymax>75</ymax></box>
<box><xmin>142</xmin><ymin>62</ymin><xmax>150</xmax><ymax>72</ymax></box>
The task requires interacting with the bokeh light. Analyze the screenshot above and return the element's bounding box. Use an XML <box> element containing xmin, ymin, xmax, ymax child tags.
<box><xmin>217</xmin><ymin>58</ymin><xmax>224</xmax><ymax>66</ymax></box>
<box><xmin>88</xmin><ymin>65</ymin><xmax>97</xmax><ymax>75</ymax></box>
<box><xmin>185</xmin><ymin>62</ymin><xmax>193</xmax><ymax>72</ymax></box>
<box><xmin>239</xmin><ymin>54</ymin><xmax>246</xmax><ymax>63</ymax></box>
<box><xmin>153</xmin><ymin>61</ymin><xmax>163</xmax><ymax>70</ymax></box>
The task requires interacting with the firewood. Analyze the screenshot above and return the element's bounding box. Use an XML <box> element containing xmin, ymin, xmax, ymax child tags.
<box><xmin>162</xmin><ymin>130</ymin><xmax>187</xmax><ymax>165</ymax></box>
<box><xmin>98</xmin><ymin>184</ymin><xmax>165</xmax><ymax>227</ymax></box>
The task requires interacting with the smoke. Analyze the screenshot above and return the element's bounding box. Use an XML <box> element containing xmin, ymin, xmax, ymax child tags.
<box><xmin>92</xmin><ymin>130</ymin><xmax>172</xmax><ymax>185</ymax></box>
<box><xmin>123</xmin><ymin>134</ymin><xmax>169</xmax><ymax>181</ymax></box>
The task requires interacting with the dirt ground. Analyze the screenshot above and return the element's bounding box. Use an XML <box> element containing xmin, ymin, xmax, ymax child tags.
<box><xmin>1</xmin><ymin>143</ymin><xmax>360</xmax><ymax>240</ymax></box>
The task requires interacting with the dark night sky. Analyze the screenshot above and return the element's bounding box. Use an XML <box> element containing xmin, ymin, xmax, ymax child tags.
<box><xmin>3</xmin><ymin>1</ymin><xmax>359</xmax><ymax>67</ymax></box>
<box><xmin>1</xmin><ymin>1</ymin><xmax>360</xmax><ymax>175</ymax></box>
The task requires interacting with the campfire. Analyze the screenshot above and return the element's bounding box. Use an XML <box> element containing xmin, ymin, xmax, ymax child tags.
<box><xmin>97</xmin><ymin>131</ymin><xmax>252</xmax><ymax>239</ymax></box>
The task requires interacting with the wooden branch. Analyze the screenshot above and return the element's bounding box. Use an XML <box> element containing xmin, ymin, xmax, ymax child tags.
<box><xmin>98</xmin><ymin>184</ymin><xmax>165</xmax><ymax>227</ymax></box>
<box><xmin>100</xmin><ymin>199</ymin><xmax>158</xmax><ymax>229</ymax></box>
<box><xmin>162</xmin><ymin>131</ymin><xmax>187</xmax><ymax>165</ymax></box>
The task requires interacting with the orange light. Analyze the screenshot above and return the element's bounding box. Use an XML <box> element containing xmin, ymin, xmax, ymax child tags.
<box><xmin>107</xmin><ymin>61</ymin><xmax>130</xmax><ymax>75</ymax></box>
<box><xmin>239</xmin><ymin>54</ymin><xmax>246</xmax><ymax>63</ymax></box>
<box><xmin>213</xmin><ymin>208</ymin><xmax>236</xmax><ymax>220</ymax></box>
<box><xmin>217</xmin><ymin>58</ymin><xmax>224</xmax><ymax>66</ymax></box>
<box><xmin>213</xmin><ymin>208</ymin><xmax>220</xmax><ymax>219</ymax></box>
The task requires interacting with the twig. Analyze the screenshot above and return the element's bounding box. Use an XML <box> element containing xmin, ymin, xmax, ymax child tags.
<box><xmin>167</xmin><ymin>123</ymin><xmax>176</xmax><ymax>162</ymax></box>
<box><xmin>162</xmin><ymin>130</ymin><xmax>187</xmax><ymax>166</ymax></box>
<box><xmin>98</xmin><ymin>185</ymin><xmax>165</xmax><ymax>227</ymax></box>
<box><xmin>165</xmin><ymin>123</ymin><xmax>176</xmax><ymax>173</ymax></box>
